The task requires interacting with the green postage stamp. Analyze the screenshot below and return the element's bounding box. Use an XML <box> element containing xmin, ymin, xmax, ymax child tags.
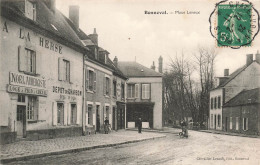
<box><xmin>209</xmin><ymin>0</ymin><xmax>259</xmax><ymax>48</ymax></box>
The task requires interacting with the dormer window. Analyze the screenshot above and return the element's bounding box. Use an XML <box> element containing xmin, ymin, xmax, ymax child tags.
<box><xmin>25</xmin><ymin>0</ymin><xmax>36</xmax><ymax>21</ymax></box>
<box><xmin>94</xmin><ymin>48</ymin><xmax>98</xmax><ymax>59</ymax></box>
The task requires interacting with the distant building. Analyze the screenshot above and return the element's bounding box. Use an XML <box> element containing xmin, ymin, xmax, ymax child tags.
<box><xmin>117</xmin><ymin>59</ymin><xmax>163</xmax><ymax>129</ymax></box>
<box><xmin>209</xmin><ymin>52</ymin><xmax>260</xmax><ymax>131</ymax></box>
<box><xmin>223</xmin><ymin>88</ymin><xmax>260</xmax><ymax>135</ymax></box>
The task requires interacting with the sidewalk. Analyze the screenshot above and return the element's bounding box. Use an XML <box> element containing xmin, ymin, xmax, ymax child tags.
<box><xmin>197</xmin><ymin>129</ymin><xmax>260</xmax><ymax>138</ymax></box>
<box><xmin>126</xmin><ymin>127</ymin><xmax>181</xmax><ymax>134</ymax></box>
<box><xmin>0</xmin><ymin>130</ymin><xmax>166</xmax><ymax>164</ymax></box>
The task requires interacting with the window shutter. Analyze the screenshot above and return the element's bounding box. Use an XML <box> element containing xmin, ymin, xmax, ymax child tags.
<box><xmin>52</xmin><ymin>102</ymin><xmax>57</xmax><ymax>126</ymax></box>
<box><xmin>18</xmin><ymin>46</ymin><xmax>26</xmax><ymax>72</ymax></box>
<box><xmin>86</xmin><ymin>69</ymin><xmax>89</xmax><ymax>90</ymax></box>
<box><xmin>75</xmin><ymin>105</ymin><xmax>79</xmax><ymax>125</ymax></box>
<box><xmin>36</xmin><ymin>52</ymin><xmax>42</xmax><ymax>75</ymax></box>
<box><xmin>109</xmin><ymin>79</ymin><xmax>111</xmax><ymax>96</ymax></box>
<box><xmin>67</xmin><ymin>103</ymin><xmax>71</xmax><ymax>125</ymax></box>
<box><xmin>93</xmin><ymin>71</ymin><xmax>96</xmax><ymax>91</ymax></box>
<box><xmin>148</xmin><ymin>84</ymin><xmax>151</xmax><ymax>99</ymax></box>
<box><xmin>103</xmin><ymin>77</ymin><xmax>106</xmax><ymax>95</ymax></box>
<box><xmin>135</xmin><ymin>84</ymin><xmax>139</xmax><ymax>98</ymax></box>
<box><xmin>243</xmin><ymin>118</ymin><xmax>245</xmax><ymax>130</ymax></box>
<box><xmin>69</xmin><ymin>60</ymin><xmax>74</xmax><ymax>83</ymax></box>
<box><xmin>142</xmin><ymin>84</ymin><xmax>144</xmax><ymax>99</ymax></box>
<box><xmin>58</xmin><ymin>57</ymin><xmax>64</xmax><ymax>81</ymax></box>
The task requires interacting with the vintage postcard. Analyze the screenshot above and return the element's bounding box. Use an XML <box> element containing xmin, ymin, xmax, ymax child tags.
<box><xmin>0</xmin><ymin>0</ymin><xmax>259</xmax><ymax>164</ymax></box>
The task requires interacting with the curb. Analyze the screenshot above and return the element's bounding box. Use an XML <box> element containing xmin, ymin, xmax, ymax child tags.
<box><xmin>125</xmin><ymin>129</ymin><xmax>179</xmax><ymax>134</ymax></box>
<box><xmin>0</xmin><ymin>135</ymin><xmax>166</xmax><ymax>164</ymax></box>
<box><xmin>196</xmin><ymin>130</ymin><xmax>260</xmax><ymax>138</ymax></box>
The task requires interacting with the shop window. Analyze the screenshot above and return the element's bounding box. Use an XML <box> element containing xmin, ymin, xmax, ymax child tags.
<box><xmin>18</xmin><ymin>95</ymin><xmax>25</xmax><ymax>103</ymax></box>
<box><xmin>236</xmin><ymin>117</ymin><xmax>239</xmax><ymax>130</ymax></box>
<box><xmin>229</xmin><ymin>117</ymin><xmax>232</xmax><ymax>130</ymax></box>
<box><xmin>71</xmin><ymin>104</ymin><xmax>77</xmax><ymax>125</ymax></box>
<box><xmin>218</xmin><ymin>96</ymin><xmax>221</xmax><ymax>108</ymax></box>
<box><xmin>142</xmin><ymin>84</ymin><xmax>150</xmax><ymax>99</ymax></box>
<box><xmin>25</xmin><ymin>0</ymin><xmax>36</xmax><ymax>21</ymax></box>
<box><xmin>88</xmin><ymin>105</ymin><xmax>93</xmax><ymax>125</ymax></box>
<box><xmin>113</xmin><ymin>80</ymin><xmax>117</xmax><ymax>97</ymax></box>
<box><xmin>58</xmin><ymin>58</ymin><xmax>70</xmax><ymax>82</ymax></box>
<box><xmin>86</xmin><ymin>69</ymin><xmax>96</xmax><ymax>91</ymax></box>
<box><xmin>57</xmin><ymin>103</ymin><xmax>64</xmax><ymax>125</ymax></box>
<box><xmin>243</xmin><ymin>118</ymin><xmax>248</xmax><ymax>131</ymax></box>
<box><xmin>27</xmin><ymin>96</ymin><xmax>37</xmax><ymax>120</ymax></box>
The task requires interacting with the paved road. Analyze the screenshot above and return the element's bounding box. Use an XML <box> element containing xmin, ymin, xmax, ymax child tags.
<box><xmin>6</xmin><ymin>131</ymin><xmax>260</xmax><ymax>165</ymax></box>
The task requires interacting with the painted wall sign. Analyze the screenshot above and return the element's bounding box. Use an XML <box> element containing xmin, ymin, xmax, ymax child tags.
<box><xmin>52</xmin><ymin>86</ymin><xmax>82</xmax><ymax>96</ymax></box>
<box><xmin>40</xmin><ymin>37</ymin><xmax>62</xmax><ymax>54</ymax></box>
<box><xmin>7</xmin><ymin>84</ymin><xmax>47</xmax><ymax>97</ymax></box>
<box><xmin>9</xmin><ymin>72</ymin><xmax>46</xmax><ymax>88</ymax></box>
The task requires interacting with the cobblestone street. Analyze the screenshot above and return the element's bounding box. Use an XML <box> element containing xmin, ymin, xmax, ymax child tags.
<box><xmin>3</xmin><ymin>130</ymin><xmax>260</xmax><ymax>165</ymax></box>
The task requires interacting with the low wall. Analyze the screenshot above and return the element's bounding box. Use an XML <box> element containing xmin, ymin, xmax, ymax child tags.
<box><xmin>0</xmin><ymin>132</ymin><xmax>17</xmax><ymax>144</ymax></box>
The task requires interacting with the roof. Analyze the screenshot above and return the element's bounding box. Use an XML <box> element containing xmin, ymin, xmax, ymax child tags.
<box><xmin>107</xmin><ymin>58</ymin><xmax>127</xmax><ymax>80</ymax></box>
<box><xmin>1</xmin><ymin>0</ymin><xmax>88</xmax><ymax>53</ymax></box>
<box><xmin>117</xmin><ymin>61</ymin><xmax>162</xmax><ymax>78</ymax></box>
<box><xmin>223</xmin><ymin>88</ymin><xmax>260</xmax><ymax>107</ymax></box>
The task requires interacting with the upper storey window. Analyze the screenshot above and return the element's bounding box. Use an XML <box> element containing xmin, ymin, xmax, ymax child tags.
<box><xmin>25</xmin><ymin>0</ymin><xmax>36</xmax><ymax>21</ymax></box>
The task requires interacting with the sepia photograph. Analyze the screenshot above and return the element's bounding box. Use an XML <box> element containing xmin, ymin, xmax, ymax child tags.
<box><xmin>0</xmin><ymin>0</ymin><xmax>260</xmax><ymax>164</ymax></box>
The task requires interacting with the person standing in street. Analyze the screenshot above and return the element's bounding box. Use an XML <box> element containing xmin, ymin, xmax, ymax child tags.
<box><xmin>137</xmin><ymin>118</ymin><xmax>142</xmax><ymax>133</ymax></box>
<box><xmin>104</xmin><ymin>117</ymin><xmax>109</xmax><ymax>134</ymax></box>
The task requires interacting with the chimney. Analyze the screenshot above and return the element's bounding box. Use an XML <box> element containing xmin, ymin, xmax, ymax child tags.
<box><xmin>158</xmin><ymin>56</ymin><xmax>163</xmax><ymax>73</ymax></box>
<box><xmin>150</xmin><ymin>61</ymin><xmax>155</xmax><ymax>70</ymax></box>
<box><xmin>69</xmin><ymin>6</ymin><xmax>79</xmax><ymax>29</ymax></box>
<box><xmin>256</xmin><ymin>50</ymin><xmax>260</xmax><ymax>63</ymax></box>
<box><xmin>88</xmin><ymin>28</ymin><xmax>98</xmax><ymax>45</ymax></box>
<box><xmin>113</xmin><ymin>56</ymin><xmax>118</xmax><ymax>67</ymax></box>
<box><xmin>224</xmin><ymin>69</ymin><xmax>229</xmax><ymax>76</ymax></box>
<box><xmin>246</xmin><ymin>54</ymin><xmax>253</xmax><ymax>66</ymax></box>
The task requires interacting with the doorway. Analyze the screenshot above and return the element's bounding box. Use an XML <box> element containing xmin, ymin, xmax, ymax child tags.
<box><xmin>112</xmin><ymin>107</ymin><xmax>116</xmax><ymax>130</ymax></box>
<box><xmin>17</xmin><ymin>105</ymin><xmax>26</xmax><ymax>138</ymax></box>
<box><xmin>96</xmin><ymin>105</ymin><xmax>100</xmax><ymax>132</ymax></box>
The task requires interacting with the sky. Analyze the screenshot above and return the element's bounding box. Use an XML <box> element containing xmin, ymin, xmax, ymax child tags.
<box><xmin>56</xmin><ymin>0</ymin><xmax>260</xmax><ymax>77</ymax></box>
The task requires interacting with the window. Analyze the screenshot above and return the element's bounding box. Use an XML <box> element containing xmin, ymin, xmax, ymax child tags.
<box><xmin>17</xmin><ymin>106</ymin><xmax>24</xmax><ymax>121</ymax></box>
<box><xmin>27</xmin><ymin>96</ymin><xmax>37</xmax><ymax>120</ymax></box>
<box><xmin>87</xmin><ymin>105</ymin><xmax>93</xmax><ymax>125</ymax></box>
<box><xmin>113</xmin><ymin>81</ymin><xmax>117</xmax><ymax>97</ymax></box>
<box><xmin>217</xmin><ymin>115</ymin><xmax>221</xmax><ymax>127</ymax></box>
<box><xmin>229</xmin><ymin>117</ymin><xmax>232</xmax><ymax>130</ymax></box>
<box><xmin>18</xmin><ymin>95</ymin><xmax>25</xmax><ymax>103</ymax></box>
<box><xmin>25</xmin><ymin>0</ymin><xmax>36</xmax><ymax>21</ymax></box>
<box><xmin>214</xmin><ymin>97</ymin><xmax>217</xmax><ymax>109</ymax></box>
<box><xmin>210</xmin><ymin>98</ymin><xmax>213</xmax><ymax>109</ymax></box>
<box><xmin>18</xmin><ymin>47</ymin><xmax>39</xmax><ymax>75</ymax></box>
<box><xmin>86</xmin><ymin>69</ymin><xmax>96</xmax><ymax>91</ymax></box>
<box><xmin>58</xmin><ymin>58</ymin><xmax>70</xmax><ymax>82</ymax></box>
<box><xmin>71</xmin><ymin>104</ymin><xmax>77</xmax><ymax>124</ymax></box>
<box><xmin>243</xmin><ymin>118</ymin><xmax>248</xmax><ymax>131</ymax></box>
<box><xmin>142</xmin><ymin>84</ymin><xmax>150</xmax><ymax>99</ymax></box>
<box><xmin>121</xmin><ymin>83</ymin><xmax>125</xmax><ymax>99</ymax></box>
<box><xmin>57</xmin><ymin>103</ymin><xmax>64</xmax><ymax>125</ymax></box>
<box><xmin>218</xmin><ymin>96</ymin><xmax>221</xmax><ymax>109</ymax></box>
<box><xmin>104</xmin><ymin>77</ymin><xmax>110</xmax><ymax>96</ymax></box>
<box><xmin>236</xmin><ymin>117</ymin><xmax>239</xmax><ymax>130</ymax></box>
<box><xmin>127</xmin><ymin>84</ymin><xmax>135</xmax><ymax>98</ymax></box>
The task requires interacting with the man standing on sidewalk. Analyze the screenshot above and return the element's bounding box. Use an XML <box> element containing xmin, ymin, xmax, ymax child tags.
<box><xmin>137</xmin><ymin>118</ymin><xmax>142</xmax><ymax>133</ymax></box>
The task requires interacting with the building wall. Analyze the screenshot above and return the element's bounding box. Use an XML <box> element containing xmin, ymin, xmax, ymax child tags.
<box><xmin>223</xmin><ymin>104</ymin><xmax>260</xmax><ymax>135</ymax></box>
<box><xmin>225</xmin><ymin>62</ymin><xmax>260</xmax><ymax>103</ymax></box>
<box><xmin>209</xmin><ymin>88</ymin><xmax>223</xmax><ymax>130</ymax></box>
<box><xmin>0</xmin><ymin>17</ymin><xmax>83</xmax><ymax>135</ymax></box>
<box><xmin>127</xmin><ymin>77</ymin><xmax>162</xmax><ymax>129</ymax></box>
<box><xmin>85</xmin><ymin>61</ymin><xmax>112</xmax><ymax>132</ymax></box>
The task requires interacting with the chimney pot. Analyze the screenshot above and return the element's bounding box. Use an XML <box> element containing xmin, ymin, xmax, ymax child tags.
<box><xmin>69</xmin><ymin>5</ymin><xmax>79</xmax><ymax>29</ymax></box>
<box><xmin>113</xmin><ymin>56</ymin><xmax>118</xmax><ymax>67</ymax></box>
<box><xmin>88</xmin><ymin>28</ymin><xmax>98</xmax><ymax>45</ymax></box>
<box><xmin>246</xmin><ymin>54</ymin><xmax>253</xmax><ymax>66</ymax></box>
<box><xmin>224</xmin><ymin>69</ymin><xmax>229</xmax><ymax>76</ymax></box>
<box><xmin>158</xmin><ymin>56</ymin><xmax>163</xmax><ymax>73</ymax></box>
<box><xmin>151</xmin><ymin>61</ymin><xmax>155</xmax><ymax>70</ymax></box>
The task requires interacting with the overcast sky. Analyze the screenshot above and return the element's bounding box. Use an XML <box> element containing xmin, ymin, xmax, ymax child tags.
<box><xmin>56</xmin><ymin>0</ymin><xmax>260</xmax><ymax>77</ymax></box>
